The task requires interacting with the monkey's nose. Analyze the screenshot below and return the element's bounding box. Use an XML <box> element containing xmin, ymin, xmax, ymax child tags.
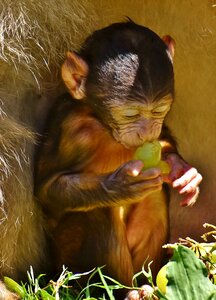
<box><xmin>137</xmin><ymin>130</ymin><xmax>148</xmax><ymax>142</ymax></box>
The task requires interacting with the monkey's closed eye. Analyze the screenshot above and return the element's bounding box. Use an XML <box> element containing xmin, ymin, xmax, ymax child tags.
<box><xmin>152</xmin><ymin>111</ymin><xmax>164</xmax><ymax>117</ymax></box>
<box><xmin>123</xmin><ymin>108</ymin><xmax>140</xmax><ymax>119</ymax></box>
<box><xmin>152</xmin><ymin>104</ymin><xmax>170</xmax><ymax>116</ymax></box>
<box><xmin>125</xmin><ymin>114</ymin><xmax>140</xmax><ymax>119</ymax></box>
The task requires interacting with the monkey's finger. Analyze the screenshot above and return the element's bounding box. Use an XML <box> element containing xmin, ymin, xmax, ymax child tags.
<box><xmin>125</xmin><ymin>161</ymin><xmax>161</xmax><ymax>179</ymax></box>
<box><xmin>123</xmin><ymin>160</ymin><xmax>144</xmax><ymax>177</ymax></box>
<box><xmin>130</xmin><ymin>186</ymin><xmax>163</xmax><ymax>199</ymax></box>
<box><xmin>166</xmin><ymin>154</ymin><xmax>188</xmax><ymax>179</ymax></box>
<box><xmin>129</xmin><ymin>176</ymin><xmax>163</xmax><ymax>192</ymax></box>
<box><xmin>139</xmin><ymin>167</ymin><xmax>162</xmax><ymax>179</ymax></box>
<box><xmin>109</xmin><ymin>160</ymin><xmax>144</xmax><ymax>181</ymax></box>
<box><xmin>168</xmin><ymin>165</ymin><xmax>184</xmax><ymax>182</ymax></box>
<box><xmin>127</xmin><ymin>167</ymin><xmax>162</xmax><ymax>183</ymax></box>
<box><xmin>172</xmin><ymin>168</ymin><xmax>200</xmax><ymax>188</ymax></box>
<box><xmin>180</xmin><ymin>187</ymin><xmax>200</xmax><ymax>207</ymax></box>
<box><xmin>178</xmin><ymin>173</ymin><xmax>203</xmax><ymax>194</ymax></box>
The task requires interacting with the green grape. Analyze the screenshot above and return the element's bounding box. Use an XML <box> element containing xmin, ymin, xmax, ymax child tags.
<box><xmin>133</xmin><ymin>141</ymin><xmax>171</xmax><ymax>174</ymax></box>
<box><xmin>133</xmin><ymin>140</ymin><xmax>161</xmax><ymax>169</ymax></box>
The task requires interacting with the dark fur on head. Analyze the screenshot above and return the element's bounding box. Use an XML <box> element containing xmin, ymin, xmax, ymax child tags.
<box><xmin>79</xmin><ymin>21</ymin><xmax>174</xmax><ymax>118</ymax></box>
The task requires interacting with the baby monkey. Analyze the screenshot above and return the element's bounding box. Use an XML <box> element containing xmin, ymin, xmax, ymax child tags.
<box><xmin>35</xmin><ymin>21</ymin><xmax>202</xmax><ymax>297</ymax></box>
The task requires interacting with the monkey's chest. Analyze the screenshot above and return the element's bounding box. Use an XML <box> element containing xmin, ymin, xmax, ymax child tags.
<box><xmin>85</xmin><ymin>139</ymin><xmax>134</xmax><ymax>174</ymax></box>
<box><xmin>84</xmin><ymin>139</ymin><xmax>135</xmax><ymax>219</ymax></box>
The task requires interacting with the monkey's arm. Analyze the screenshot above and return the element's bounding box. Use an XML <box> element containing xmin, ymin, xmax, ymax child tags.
<box><xmin>159</xmin><ymin>124</ymin><xmax>202</xmax><ymax>206</ymax></box>
<box><xmin>36</xmin><ymin>161</ymin><xmax>162</xmax><ymax>219</ymax></box>
<box><xmin>159</xmin><ymin>124</ymin><xmax>178</xmax><ymax>157</ymax></box>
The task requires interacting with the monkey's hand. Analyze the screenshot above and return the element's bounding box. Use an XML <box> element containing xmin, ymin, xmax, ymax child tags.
<box><xmin>103</xmin><ymin>160</ymin><xmax>163</xmax><ymax>201</ymax></box>
<box><xmin>163</xmin><ymin>153</ymin><xmax>202</xmax><ymax>206</ymax></box>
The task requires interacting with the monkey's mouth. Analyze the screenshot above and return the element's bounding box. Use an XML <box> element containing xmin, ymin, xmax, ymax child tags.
<box><xmin>112</xmin><ymin>129</ymin><xmax>149</xmax><ymax>149</ymax></box>
<box><xmin>121</xmin><ymin>139</ymin><xmax>149</xmax><ymax>149</ymax></box>
<box><xmin>112</xmin><ymin>125</ymin><xmax>162</xmax><ymax>149</ymax></box>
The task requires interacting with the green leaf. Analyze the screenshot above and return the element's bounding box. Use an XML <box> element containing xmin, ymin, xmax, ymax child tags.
<box><xmin>165</xmin><ymin>245</ymin><xmax>216</xmax><ymax>300</ymax></box>
<box><xmin>4</xmin><ymin>276</ymin><xmax>26</xmax><ymax>298</ymax></box>
<box><xmin>38</xmin><ymin>289</ymin><xmax>55</xmax><ymax>300</ymax></box>
<box><xmin>97</xmin><ymin>268</ymin><xmax>115</xmax><ymax>300</ymax></box>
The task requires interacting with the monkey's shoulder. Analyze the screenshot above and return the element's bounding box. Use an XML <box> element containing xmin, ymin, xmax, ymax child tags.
<box><xmin>35</xmin><ymin>97</ymin><xmax>102</xmax><ymax>180</ymax></box>
<box><xmin>44</xmin><ymin>94</ymin><xmax>101</xmax><ymax>137</ymax></box>
<box><xmin>60</xmin><ymin>104</ymin><xmax>106</xmax><ymax>143</ymax></box>
<box><xmin>42</xmin><ymin>95</ymin><xmax>109</xmax><ymax>158</ymax></box>
<box><xmin>45</xmin><ymin>94</ymin><xmax>86</xmax><ymax>127</ymax></box>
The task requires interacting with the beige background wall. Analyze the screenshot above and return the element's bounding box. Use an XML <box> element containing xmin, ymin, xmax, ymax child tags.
<box><xmin>90</xmin><ymin>0</ymin><xmax>216</xmax><ymax>241</ymax></box>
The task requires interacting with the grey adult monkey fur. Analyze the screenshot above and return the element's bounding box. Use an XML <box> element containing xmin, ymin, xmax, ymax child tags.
<box><xmin>0</xmin><ymin>0</ymin><xmax>96</xmax><ymax>286</ymax></box>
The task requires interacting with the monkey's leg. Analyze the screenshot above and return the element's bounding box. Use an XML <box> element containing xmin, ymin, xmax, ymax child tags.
<box><xmin>53</xmin><ymin>208</ymin><xmax>134</xmax><ymax>286</ymax></box>
<box><xmin>126</xmin><ymin>189</ymin><xmax>169</xmax><ymax>278</ymax></box>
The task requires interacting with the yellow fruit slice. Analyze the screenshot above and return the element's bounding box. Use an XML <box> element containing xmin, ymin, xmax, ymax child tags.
<box><xmin>157</xmin><ymin>160</ymin><xmax>171</xmax><ymax>175</ymax></box>
<box><xmin>156</xmin><ymin>265</ymin><xmax>168</xmax><ymax>294</ymax></box>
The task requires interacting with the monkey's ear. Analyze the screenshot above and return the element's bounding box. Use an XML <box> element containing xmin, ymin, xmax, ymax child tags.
<box><xmin>162</xmin><ymin>35</ymin><xmax>175</xmax><ymax>59</ymax></box>
<box><xmin>61</xmin><ymin>51</ymin><xmax>89</xmax><ymax>99</ymax></box>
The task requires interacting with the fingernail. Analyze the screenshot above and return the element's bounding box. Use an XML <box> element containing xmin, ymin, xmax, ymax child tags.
<box><xmin>132</xmin><ymin>169</ymin><xmax>139</xmax><ymax>177</ymax></box>
<box><xmin>179</xmin><ymin>188</ymin><xmax>186</xmax><ymax>194</ymax></box>
<box><xmin>173</xmin><ymin>181</ymin><xmax>179</xmax><ymax>188</ymax></box>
